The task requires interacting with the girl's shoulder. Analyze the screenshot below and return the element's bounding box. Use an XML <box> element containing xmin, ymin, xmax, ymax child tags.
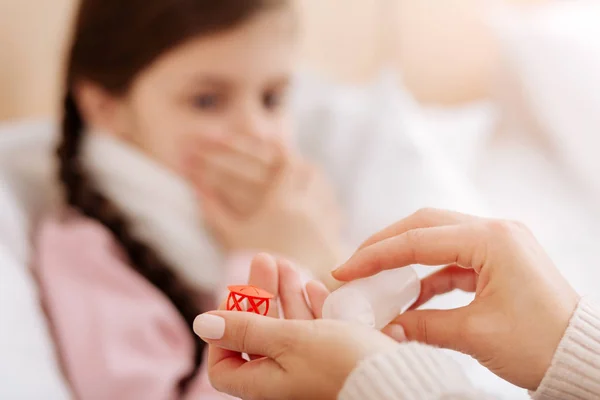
<box><xmin>34</xmin><ymin>211</ymin><xmax>154</xmax><ymax>300</ymax></box>
<box><xmin>36</xmin><ymin>211</ymin><xmax>127</xmax><ymax>272</ymax></box>
<box><xmin>34</xmin><ymin>211</ymin><xmax>201</xmax><ymax>399</ymax></box>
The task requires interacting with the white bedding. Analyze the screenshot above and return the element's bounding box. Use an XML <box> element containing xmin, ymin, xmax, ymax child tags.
<box><xmin>0</xmin><ymin>162</ymin><xmax>71</xmax><ymax>399</ymax></box>
<box><xmin>476</xmin><ymin>0</ymin><xmax>600</xmax><ymax>296</ymax></box>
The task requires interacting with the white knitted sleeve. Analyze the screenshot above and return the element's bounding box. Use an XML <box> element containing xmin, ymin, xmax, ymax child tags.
<box><xmin>531</xmin><ymin>296</ymin><xmax>600</xmax><ymax>400</ymax></box>
<box><xmin>339</xmin><ymin>342</ymin><xmax>495</xmax><ymax>400</ymax></box>
<box><xmin>340</xmin><ymin>297</ymin><xmax>600</xmax><ymax>400</ymax></box>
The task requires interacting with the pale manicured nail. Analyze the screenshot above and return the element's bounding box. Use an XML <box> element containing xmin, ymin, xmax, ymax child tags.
<box><xmin>193</xmin><ymin>314</ymin><xmax>225</xmax><ymax>340</ymax></box>
<box><xmin>382</xmin><ymin>324</ymin><xmax>407</xmax><ymax>342</ymax></box>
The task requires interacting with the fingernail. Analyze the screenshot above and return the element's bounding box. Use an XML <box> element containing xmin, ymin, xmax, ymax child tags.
<box><xmin>193</xmin><ymin>314</ymin><xmax>225</xmax><ymax>340</ymax></box>
<box><xmin>382</xmin><ymin>324</ymin><xmax>407</xmax><ymax>342</ymax></box>
<box><xmin>332</xmin><ymin>254</ymin><xmax>354</xmax><ymax>274</ymax></box>
<box><xmin>331</xmin><ymin>266</ymin><xmax>348</xmax><ymax>280</ymax></box>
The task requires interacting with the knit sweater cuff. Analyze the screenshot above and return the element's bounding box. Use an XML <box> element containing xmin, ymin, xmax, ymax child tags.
<box><xmin>532</xmin><ymin>296</ymin><xmax>600</xmax><ymax>400</ymax></box>
<box><xmin>338</xmin><ymin>342</ymin><xmax>475</xmax><ymax>400</ymax></box>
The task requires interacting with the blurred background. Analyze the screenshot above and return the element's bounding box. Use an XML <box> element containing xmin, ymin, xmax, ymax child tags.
<box><xmin>1</xmin><ymin>0</ymin><xmax>600</xmax><ymax>399</ymax></box>
<box><xmin>0</xmin><ymin>0</ymin><xmax>537</xmax><ymax>118</ymax></box>
<box><xmin>3</xmin><ymin>0</ymin><xmax>595</xmax><ymax>282</ymax></box>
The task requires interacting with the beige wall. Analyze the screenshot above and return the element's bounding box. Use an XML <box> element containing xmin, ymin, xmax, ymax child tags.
<box><xmin>0</xmin><ymin>0</ymin><xmax>545</xmax><ymax>121</ymax></box>
<box><xmin>295</xmin><ymin>0</ymin><xmax>388</xmax><ymax>84</ymax></box>
<box><xmin>0</xmin><ymin>0</ymin><xmax>76</xmax><ymax>120</ymax></box>
<box><xmin>0</xmin><ymin>0</ymin><xmax>393</xmax><ymax>121</ymax></box>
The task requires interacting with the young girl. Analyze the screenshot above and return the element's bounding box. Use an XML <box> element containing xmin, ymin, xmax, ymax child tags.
<box><xmin>36</xmin><ymin>1</ymin><xmax>343</xmax><ymax>398</ymax></box>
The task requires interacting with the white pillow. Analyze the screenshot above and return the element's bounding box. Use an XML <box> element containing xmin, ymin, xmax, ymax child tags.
<box><xmin>490</xmin><ymin>1</ymin><xmax>600</xmax><ymax>202</ymax></box>
<box><xmin>0</xmin><ymin>120</ymin><xmax>71</xmax><ymax>399</ymax></box>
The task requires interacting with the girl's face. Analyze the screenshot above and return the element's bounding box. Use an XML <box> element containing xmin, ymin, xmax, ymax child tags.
<box><xmin>81</xmin><ymin>8</ymin><xmax>296</xmax><ymax>176</ymax></box>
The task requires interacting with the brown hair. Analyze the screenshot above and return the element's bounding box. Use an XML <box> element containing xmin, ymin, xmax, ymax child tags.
<box><xmin>58</xmin><ymin>0</ymin><xmax>287</xmax><ymax>390</ymax></box>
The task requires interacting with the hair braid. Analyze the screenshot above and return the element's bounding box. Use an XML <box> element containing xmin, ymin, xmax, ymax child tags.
<box><xmin>57</xmin><ymin>93</ymin><xmax>205</xmax><ymax>390</ymax></box>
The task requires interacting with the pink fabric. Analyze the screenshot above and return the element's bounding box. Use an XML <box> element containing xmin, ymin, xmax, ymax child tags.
<box><xmin>34</xmin><ymin>214</ymin><xmax>240</xmax><ymax>400</ymax></box>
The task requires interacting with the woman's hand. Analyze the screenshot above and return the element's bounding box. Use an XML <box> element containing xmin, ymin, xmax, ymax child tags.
<box><xmin>194</xmin><ymin>309</ymin><xmax>398</xmax><ymax>400</ymax></box>
<box><xmin>333</xmin><ymin>208</ymin><xmax>581</xmax><ymax>390</ymax></box>
<box><xmin>196</xmin><ymin>253</ymin><xmax>378</xmax><ymax>400</ymax></box>
<box><xmin>193</xmin><ymin>139</ymin><xmax>344</xmax><ymax>288</ymax></box>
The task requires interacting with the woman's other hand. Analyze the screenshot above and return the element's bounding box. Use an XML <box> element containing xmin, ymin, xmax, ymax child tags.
<box><xmin>333</xmin><ymin>208</ymin><xmax>580</xmax><ymax>390</ymax></box>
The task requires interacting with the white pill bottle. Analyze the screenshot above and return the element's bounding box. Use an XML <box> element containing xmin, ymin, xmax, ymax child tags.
<box><xmin>322</xmin><ymin>267</ymin><xmax>420</xmax><ymax>330</ymax></box>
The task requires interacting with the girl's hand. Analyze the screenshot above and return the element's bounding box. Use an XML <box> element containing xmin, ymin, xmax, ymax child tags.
<box><xmin>333</xmin><ymin>208</ymin><xmax>581</xmax><ymax>390</ymax></box>
<box><xmin>196</xmin><ymin>145</ymin><xmax>344</xmax><ymax>289</ymax></box>
<box><xmin>242</xmin><ymin>253</ymin><xmax>331</xmax><ymax>320</ymax></box>
<box><xmin>187</xmin><ymin>134</ymin><xmax>280</xmax><ymax>216</ymax></box>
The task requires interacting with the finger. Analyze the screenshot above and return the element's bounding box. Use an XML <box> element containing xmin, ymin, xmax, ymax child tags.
<box><xmin>357</xmin><ymin>208</ymin><xmax>477</xmax><ymax>252</ymax></box>
<box><xmin>263</xmin><ymin>141</ymin><xmax>296</xmax><ymax>200</ymax></box>
<box><xmin>201</xmin><ymin>131</ymin><xmax>278</xmax><ymax>167</ymax></box>
<box><xmin>200</xmin><ymin>151</ymin><xmax>272</xmax><ymax>187</ymax></box>
<box><xmin>333</xmin><ymin>223</ymin><xmax>487</xmax><ymax>281</ymax></box>
<box><xmin>305</xmin><ymin>280</ymin><xmax>330</xmax><ymax>318</ymax></box>
<box><xmin>390</xmin><ymin>307</ymin><xmax>471</xmax><ymax>351</ymax></box>
<box><xmin>278</xmin><ymin>259</ymin><xmax>314</xmax><ymax>319</ymax></box>
<box><xmin>411</xmin><ymin>265</ymin><xmax>478</xmax><ymax>309</ymax></box>
<box><xmin>196</xmin><ymin>311</ymin><xmax>296</xmax><ymax>359</ymax></box>
<box><xmin>270</xmin><ymin>137</ymin><xmax>292</xmax><ymax>173</ymax></box>
<box><xmin>205</xmin><ymin>178</ymin><xmax>261</xmax><ymax>216</ymax></box>
<box><xmin>188</xmin><ymin>138</ymin><xmax>274</xmax><ymax>216</ymax></box>
<box><xmin>197</xmin><ymin>184</ymin><xmax>237</xmax><ymax>238</ymax></box>
<box><xmin>248</xmin><ymin>253</ymin><xmax>279</xmax><ymax>318</ymax></box>
<box><xmin>193</xmin><ymin>160</ymin><xmax>264</xmax><ymax>216</ymax></box>
<box><xmin>208</xmin><ymin>355</ymin><xmax>284</xmax><ymax>400</ymax></box>
<box><xmin>199</xmin><ymin>157</ymin><xmax>266</xmax><ymax>196</ymax></box>
<box><xmin>195</xmin><ymin>312</ymin><xmax>289</xmax><ymax>399</ymax></box>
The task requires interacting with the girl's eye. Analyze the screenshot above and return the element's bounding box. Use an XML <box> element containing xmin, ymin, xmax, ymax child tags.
<box><xmin>263</xmin><ymin>90</ymin><xmax>285</xmax><ymax>111</ymax></box>
<box><xmin>192</xmin><ymin>94</ymin><xmax>222</xmax><ymax>110</ymax></box>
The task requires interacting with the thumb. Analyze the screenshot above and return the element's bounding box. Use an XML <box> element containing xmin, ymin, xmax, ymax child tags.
<box><xmin>194</xmin><ymin>311</ymin><xmax>295</xmax><ymax>399</ymax></box>
<box><xmin>265</xmin><ymin>140</ymin><xmax>297</xmax><ymax>199</ymax></box>
<box><xmin>195</xmin><ymin>310</ymin><xmax>296</xmax><ymax>359</ymax></box>
<box><xmin>390</xmin><ymin>307</ymin><xmax>471</xmax><ymax>352</ymax></box>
